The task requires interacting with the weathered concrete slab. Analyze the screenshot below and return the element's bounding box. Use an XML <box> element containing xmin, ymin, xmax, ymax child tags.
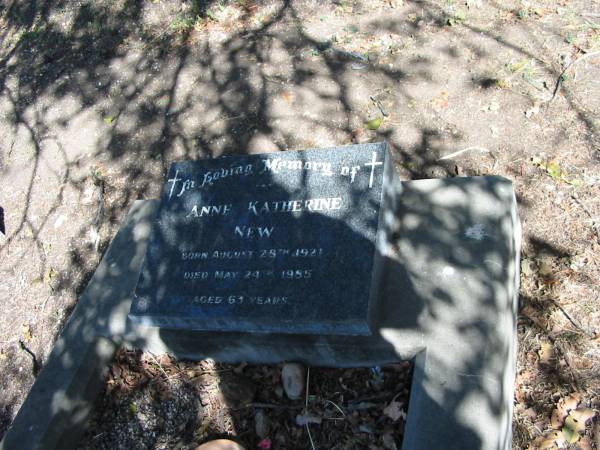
<box><xmin>0</xmin><ymin>200</ymin><xmax>155</xmax><ymax>450</ymax></box>
<box><xmin>1</xmin><ymin>175</ymin><xmax>520</xmax><ymax>450</ymax></box>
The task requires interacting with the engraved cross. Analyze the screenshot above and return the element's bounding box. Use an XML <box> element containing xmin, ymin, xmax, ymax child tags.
<box><xmin>167</xmin><ymin>169</ymin><xmax>181</xmax><ymax>201</ymax></box>
<box><xmin>364</xmin><ymin>152</ymin><xmax>383</xmax><ymax>188</ymax></box>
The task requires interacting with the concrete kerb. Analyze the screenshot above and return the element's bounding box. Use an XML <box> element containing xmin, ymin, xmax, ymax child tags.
<box><xmin>1</xmin><ymin>175</ymin><xmax>520</xmax><ymax>450</ymax></box>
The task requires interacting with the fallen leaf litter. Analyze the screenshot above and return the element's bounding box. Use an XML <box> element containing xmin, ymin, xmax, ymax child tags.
<box><xmin>80</xmin><ymin>349</ymin><xmax>413</xmax><ymax>449</ymax></box>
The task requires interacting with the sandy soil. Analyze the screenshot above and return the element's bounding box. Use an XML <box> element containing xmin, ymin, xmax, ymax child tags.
<box><xmin>0</xmin><ymin>0</ymin><xmax>599</xmax><ymax>448</ymax></box>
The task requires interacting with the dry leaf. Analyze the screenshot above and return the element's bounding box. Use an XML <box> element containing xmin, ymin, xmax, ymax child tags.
<box><xmin>383</xmin><ymin>400</ymin><xmax>406</xmax><ymax>421</ymax></box>
<box><xmin>515</xmin><ymin>387</ymin><xmax>526</xmax><ymax>403</ymax></box>
<box><xmin>524</xmin><ymin>408</ymin><xmax>538</xmax><ymax>421</ymax></box>
<box><xmin>521</xmin><ymin>259</ymin><xmax>535</xmax><ymax>276</ymax></box>
<box><xmin>529</xmin><ymin>430</ymin><xmax>566</xmax><ymax>449</ymax></box>
<box><xmin>551</xmin><ymin>408</ymin><xmax>564</xmax><ymax>429</ymax></box>
<box><xmin>431</xmin><ymin>91</ymin><xmax>449</xmax><ymax>111</ymax></box>
<box><xmin>280</xmin><ymin>90</ymin><xmax>295</xmax><ymax>104</ymax></box>
<box><xmin>594</xmin><ymin>420</ymin><xmax>600</xmax><ymax>450</ymax></box>
<box><xmin>517</xmin><ymin>370</ymin><xmax>534</xmax><ymax>383</ymax></box>
<box><xmin>558</xmin><ymin>393</ymin><xmax>582</xmax><ymax>418</ymax></box>
<box><xmin>520</xmin><ymin>305</ymin><xmax>536</xmax><ymax>318</ymax></box>
<box><xmin>22</xmin><ymin>324</ymin><xmax>33</xmax><ymax>343</ymax></box>
<box><xmin>538</xmin><ymin>261</ymin><xmax>552</xmax><ymax>276</ymax></box>
<box><xmin>577</xmin><ymin>436</ymin><xmax>594</xmax><ymax>450</ymax></box>
<box><xmin>521</xmin><ymin>306</ymin><xmax>547</xmax><ymax>329</ymax></box>
<box><xmin>538</xmin><ymin>341</ymin><xmax>554</xmax><ymax>364</ymax></box>
<box><xmin>44</xmin><ymin>267</ymin><xmax>57</xmax><ymax>285</ymax></box>
<box><xmin>569</xmin><ymin>408</ymin><xmax>597</xmax><ymax>431</ymax></box>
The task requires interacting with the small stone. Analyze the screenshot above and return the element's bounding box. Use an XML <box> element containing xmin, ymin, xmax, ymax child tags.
<box><xmin>488</xmin><ymin>101</ymin><xmax>500</xmax><ymax>112</ymax></box>
<box><xmin>194</xmin><ymin>439</ymin><xmax>246</xmax><ymax>450</ymax></box>
<box><xmin>53</xmin><ymin>214</ymin><xmax>66</xmax><ymax>229</ymax></box>
<box><xmin>295</xmin><ymin>413</ymin><xmax>322</xmax><ymax>426</ymax></box>
<box><xmin>281</xmin><ymin>363</ymin><xmax>305</xmax><ymax>400</ymax></box>
<box><xmin>255</xmin><ymin>409</ymin><xmax>270</xmax><ymax>439</ymax></box>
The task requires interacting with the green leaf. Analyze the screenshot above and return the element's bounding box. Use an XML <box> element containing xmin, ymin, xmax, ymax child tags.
<box><xmin>206</xmin><ymin>10</ymin><xmax>218</xmax><ymax>21</ymax></box>
<box><xmin>562</xmin><ymin>416</ymin><xmax>581</xmax><ymax>444</ymax></box>
<box><xmin>365</xmin><ymin>117</ymin><xmax>383</xmax><ymax>130</ymax></box>
<box><xmin>103</xmin><ymin>115</ymin><xmax>115</xmax><ymax>125</ymax></box>
<box><xmin>546</xmin><ymin>161</ymin><xmax>561</xmax><ymax>180</ymax></box>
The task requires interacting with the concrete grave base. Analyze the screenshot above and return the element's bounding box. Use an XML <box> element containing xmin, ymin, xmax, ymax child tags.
<box><xmin>1</xmin><ymin>176</ymin><xmax>520</xmax><ymax>450</ymax></box>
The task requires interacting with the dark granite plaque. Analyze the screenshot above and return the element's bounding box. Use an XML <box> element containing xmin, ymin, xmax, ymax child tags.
<box><xmin>129</xmin><ymin>142</ymin><xmax>399</xmax><ymax>335</ymax></box>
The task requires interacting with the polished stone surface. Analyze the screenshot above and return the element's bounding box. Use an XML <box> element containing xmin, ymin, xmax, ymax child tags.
<box><xmin>131</xmin><ymin>143</ymin><xmax>396</xmax><ymax>335</ymax></box>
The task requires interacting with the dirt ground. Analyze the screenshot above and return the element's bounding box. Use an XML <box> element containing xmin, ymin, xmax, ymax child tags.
<box><xmin>79</xmin><ymin>350</ymin><xmax>412</xmax><ymax>450</ymax></box>
<box><xmin>0</xmin><ymin>0</ymin><xmax>598</xmax><ymax>448</ymax></box>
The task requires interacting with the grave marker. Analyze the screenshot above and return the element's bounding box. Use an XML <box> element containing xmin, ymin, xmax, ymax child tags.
<box><xmin>130</xmin><ymin>143</ymin><xmax>398</xmax><ymax>335</ymax></box>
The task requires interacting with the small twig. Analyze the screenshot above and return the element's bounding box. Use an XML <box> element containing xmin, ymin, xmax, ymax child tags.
<box><xmin>306</xmin><ymin>424</ymin><xmax>317</xmax><ymax>450</ymax></box>
<box><xmin>246</xmin><ymin>402</ymin><xmax>303</xmax><ymax>410</ymax></box>
<box><xmin>348</xmin><ymin>392</ymin><xmax>397</xmax><ymax>403</ymax></box>
<box><xmin>92</xmin><ymin>432</ymin><xmax>105</xmax><ymax>440</ymax></box>
<box><xmin>438</xmin><ymin>146</ymin><xmax>490</xmax><ymax>161</ymax></box>
<box><xmin>552</xmin><ymin>338</ymin><xmax>580</xmax><ymax>390</ymax></box>
<box><xmin>147</xmin><ymin>352</ymin><xmax>172</xmax><ymax>381</ymax></box>
<box><xmin>304</xmin><ymin>366</ymin><xmax>316</xmax><ymax>449</ymax></box>
<box><xmin>548</xmin><ymin>298</ymin><xmax>595</xmax><ymax>338</ymax></box>
<box><xmin>547</xmin><ymin>50</ymin><xmax>600</xmax><ymax>105</ymax></box>
<box><xmin>370</xmin><ymin>96</ymin><xmax>389</xmax><ymax>117</ymax></box>
<box><xmin>264</xmin><ymin>75</ymin><xmax>288</xmax><ymax>86</ymax></box>
<box><xmin>305</xmin><ymin>366</ymin><xmax>310</xmax><ymax>409</ymax></box>
<box><xmin>323</xmin><ymin>399</ymin><xmax>346</xmax><ymax>417</ymax></box>
<box><xmin>188</xmin><ymin>367</ymin><xmax>234</xmax><ymax>379</ymax></box>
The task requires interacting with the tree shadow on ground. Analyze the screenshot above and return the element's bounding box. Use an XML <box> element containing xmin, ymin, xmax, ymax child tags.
<box><xmin>0</xmin><ymin>0</ymin><xmax>597</xmax><ymax>445</ymax></box>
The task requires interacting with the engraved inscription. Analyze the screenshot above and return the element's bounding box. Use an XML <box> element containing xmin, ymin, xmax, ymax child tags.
<box><xmin>186</xmin><ymin>203</ymin><xmax>232</xmax><ymax>218</ymax></box>
<box><xmin>133</xmin><ymin>145</ymin><xmax>388</xmax><ymax>334</ymax></box>
<box><xmin>165</xmin><ymin>152</ymin><xmax>383</xmax><ymax>202</ymax></box>
<box><xmin>190</xmin><ymin>295</ymin><xmax>289</xmax><ymax>306</ymax></box>
<box><xmin>167</xmin><ymin>150</ymin><xmax>384</xmax><ymax>311</ymax></box>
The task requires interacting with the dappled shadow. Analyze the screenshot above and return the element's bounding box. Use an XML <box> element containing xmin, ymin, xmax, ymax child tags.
<box><xmin>528</xmin><ymin>236</ymin><xmax>570</xmax><ymax>259</ymax></box>
<box><xmin>1</xmin><ymin>160</ymin><xmax>518</xmax><ymax>450</ymax></box>
<box><xmin>1</xmin><ymin>0</ymin><xmax>596</xmax><ymax>447</ymax></box>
